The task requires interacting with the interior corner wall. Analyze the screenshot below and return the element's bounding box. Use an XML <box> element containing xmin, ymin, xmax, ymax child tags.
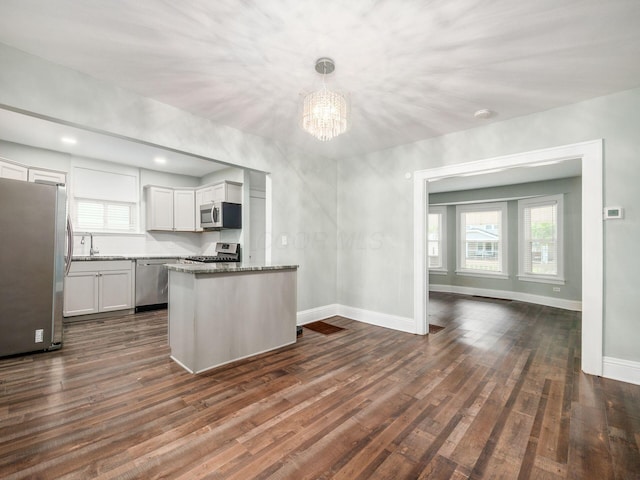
<box><xmin>0</xmin><ymin>43</ymin><xmax>338</xmax><ymax>312</ymax></box>
<box><xmin>337</xmin><ymin>86</ymin><xmax>640</xmax><ymax>364</ymax></box>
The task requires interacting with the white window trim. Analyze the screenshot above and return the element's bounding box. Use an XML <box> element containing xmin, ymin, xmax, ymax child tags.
<box><xmin>456</xmin><ymin>202</ymin><xmax>508</xmax><ymax>278</ymax></box>
<box><xmin>429</xmin><ymin>269</ymin><xmax>448</xmax><ymax>276</ymax></box>
<box><xmin>456</xmin><ymin>271</ymin><xmax>510</xmax><ymax>280</ymax></box>
<box><xmin>428</xmin><ymin>206</ymin><xmax>447</xmax><ymax>273</ymax></box>
<box><xmin>516</xmin><ymin>274</ymin><xmax>565</xmax><ymax>285</ymax></box>
<box><xmin>518</xmin><ymin>194</ymin><xmax>565</xmax><ymax>285</ymax></box>
<box><xmin>75</xmin><ymin>197</ymin><xmax>138</xmax><ymax>234</ymax></box>
<box><xmin>70</xmin><ymin>161</ymin><xmax>141</xmax><ymax>234</ymax></box>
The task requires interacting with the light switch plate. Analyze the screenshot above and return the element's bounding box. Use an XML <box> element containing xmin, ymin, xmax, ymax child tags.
<box><xmin>603</xmin><ymin>206</ymin><xmax>624</xmax><ymax>219</ymax></box>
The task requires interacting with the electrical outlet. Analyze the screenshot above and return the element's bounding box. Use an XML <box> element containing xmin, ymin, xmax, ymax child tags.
<box><xmin>281</xmin><ymin>235</ymin><xmax>288</xmax><ymax>246</ymax></box>
<box><xmin>35</xmin><ymin>329</ymin><xmax>44</xmax><ymax>343</ymax></box>
<box><xmin>553</xmin><ymin>287</ymin><xmax>561</xmax><ymax>293</ymax></box>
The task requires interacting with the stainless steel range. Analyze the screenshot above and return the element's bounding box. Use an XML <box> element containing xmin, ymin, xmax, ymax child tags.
<box><xmin>184</xmin><ymin>242</ymin><xmax>241</xmax><ymax>263</ymax></box>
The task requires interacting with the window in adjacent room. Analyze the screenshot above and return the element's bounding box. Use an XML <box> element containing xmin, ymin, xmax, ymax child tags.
<box><xmin>518</xmin><ymin>194</ymin><xmax>564</xmax><ymax>284</ymax></box>
<box><xmin>428</xmin><ymin>206</ymin><xmax>447</xmax><ymax>272</ymax></box>
<box><xmin>72</xmin><ymin>165</ymin><xmax>139</xmax><ymax>233</ymax></box>
<box><xmin>456</xmin><ymin>202</ymin><xmax>508</xmax><ymax>278</ymax></box>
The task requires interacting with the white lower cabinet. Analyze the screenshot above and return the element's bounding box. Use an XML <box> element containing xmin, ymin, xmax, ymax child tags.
<box><xmin>64</xmin><ymin>261</ymin><xmax>134</xmax><ymax>317</ymax></box>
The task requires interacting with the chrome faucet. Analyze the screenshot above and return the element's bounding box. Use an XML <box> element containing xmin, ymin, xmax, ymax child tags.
<box><xmin>89</xmin><ymin>233</ymin><xmax>99</xmax><ymax>256</ymax></box>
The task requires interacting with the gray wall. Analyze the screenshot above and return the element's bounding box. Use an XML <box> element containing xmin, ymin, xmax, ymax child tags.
<box><xmin>429</xmin><ymin>177</ymin><xmax>582</xmax><ymax>301</ymax></box>
<box><xmin>337</xmin><ymin>86</ymin><xmax>640</xmax><ymax>363</ymax></box>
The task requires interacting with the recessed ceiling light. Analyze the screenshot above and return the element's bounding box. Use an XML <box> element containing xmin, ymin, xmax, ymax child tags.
<box><xmin>60</xmin><ymin>136</ymin><xmax>77</xmax><ymax>145</ymax></box>
<box><xmin>154</xmin><ymin>156</ymin><xmax>167</xmax><ymax>164</ymax></box>
<box><xmin>474</xmin><ymin>109</ymin><xmax>494</xmax><ymax>120</ymax></box>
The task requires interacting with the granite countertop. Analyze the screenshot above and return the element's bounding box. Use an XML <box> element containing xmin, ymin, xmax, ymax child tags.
<box><xmin>165</xmin><ymin>262</ymin><xmax>299</xmax><ymax>274</ymax></box>
<box><xmin>72</xmin><ymin>255</ymin><xmax>185</xmax><ymax>261</ymax></box>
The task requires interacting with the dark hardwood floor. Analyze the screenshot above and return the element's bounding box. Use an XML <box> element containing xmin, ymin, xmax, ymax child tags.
<box><xmin>1</xmin><ymin>292</ymin><xmax>639</xmax><ymax>479</ymax></box>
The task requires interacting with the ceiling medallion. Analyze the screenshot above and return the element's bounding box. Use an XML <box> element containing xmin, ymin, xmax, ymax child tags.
<box><xmin>302</xmin><ymin>58</ymin><xmax>349</xmax><ymax>141</ymax></box>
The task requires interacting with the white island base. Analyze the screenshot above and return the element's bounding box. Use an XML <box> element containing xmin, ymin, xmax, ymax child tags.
<box><xmin>167</xmin><ymin>264</ymin><xmax>298</xmax><ymax>374</ymax></box>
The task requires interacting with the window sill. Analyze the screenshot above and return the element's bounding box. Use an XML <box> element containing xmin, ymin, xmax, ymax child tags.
<box><xmin>517</xmin><ymin>274</ymin><xmax>566</xmax><ymax>285</ymax></box>
<box><xmin>428</xmin><ymin>269</ymin><xmax>448</xmax><ymax>276</ymax></box>
<box><xmin>455</xmin><ymin>270</ymin><xmax>509</xmax><ymax>280</ymax></box>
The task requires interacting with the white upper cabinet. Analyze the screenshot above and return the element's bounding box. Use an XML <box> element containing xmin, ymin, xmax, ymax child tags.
<box><xmin>0</xmin><ymin>158</ymin><xmax>28</xmax><ymax>181</ymax></box>
<box><xmin>197</xmin><ymin>185</ymin><xmax>216</xmax><ymax>205</ymax></box>
<box><xmin>145</xmin><ymin>186</ymin><xmax>195</xmax><ymax>232</ymax></box>
<box><xmin>146</xmin><ymin>186</ymin><xmax>174</xmax><ymax>231</ymax></box>
<box><xmin>218</xmin><ymin>181</ymin><xmax>243</xmax><ymax>204</ymax></box>
<box><xmin>147</xmin><ymin>181</ymin><xmax>241</xmax><ymax>232</ymax></box>
<box><xmin>28</xmin><ymin>168</ymin><xmax>66</xmax><ymax>185</ymax></box>
<box><xmin>0</xmin><ymin>157</ymin><xmax>66</xmax><ymax>184</ymax></box>
<box><xmin>173</xmin><ymin>189</ymin><xmax>195</xmax><ymax>231</ymax></box>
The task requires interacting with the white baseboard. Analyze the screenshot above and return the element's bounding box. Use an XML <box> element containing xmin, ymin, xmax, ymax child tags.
<box><xmin>297</xmin><ymin>304</ymin><xmax>339</xmax><ymax>325</ymax></box>
<box><xmin>603</xmin><ymin>356</ymin><xmax>640</xmax><ymax>386</ymax></box>
<box><xmin>337</xmin><ymin>305</ymin><xmax>415</xmax><ymax>334</ymax></box>
<box><xmin>429</xmin><ymin>284</ymin><xmax>582</xmax><ymax>311</ymax></box>
<box><xmin>297</xmin><ymin>304</ymin><xmax>415</xmax><ymax>333</ymax></box>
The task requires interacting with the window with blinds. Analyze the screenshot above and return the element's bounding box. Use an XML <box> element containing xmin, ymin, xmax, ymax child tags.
<box><xmin>76</xmin><ymin>199</ymin><xmax>137</xmax><ymax>232</ymax></box>
<box><xmin>72</xmin><ymin>166</ymin><xmax>139</xmax><ymax>233</ymax></box>
<box><xmin>428</xmin><ymin>206</ymin><xmax>447</xmax><ymax>271</ymax></box>
<box><xmin>456</xmin><ymin>202</ymin><xmax>508</xmax><ymax>277</ymax></box>
<box><xmin>518</xmin><ymin>194</ymin><xmax>564</xmax><ymax>283</ymax></box>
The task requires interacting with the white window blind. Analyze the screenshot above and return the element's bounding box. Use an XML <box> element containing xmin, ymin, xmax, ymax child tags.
<box><xmin>456</xmin><ymin>202</ymin><xmax>508</xmax><ymax>276</ymax></box>
<box><xmin>518</xmin><ymin>195</ymin><xmax>564</xmax><ymax>283</ymax></box>
<box><xmin>76</xmin><ymin>199</ymin><xmax>137</xmax><ymax>232</ymax></box>
<box><xmin>73</xmin><ymin>166</ymin><xmax>139</xmax><ymax>233</ymax></box>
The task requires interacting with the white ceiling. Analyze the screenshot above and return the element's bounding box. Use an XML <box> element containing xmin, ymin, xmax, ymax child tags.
<box><xmin>0</xmin><ymin>0</ymin><xmax>639</xmax><ymax>162</ymax></box>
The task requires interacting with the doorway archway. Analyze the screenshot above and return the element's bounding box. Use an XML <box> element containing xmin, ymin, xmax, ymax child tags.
<box><xmin>413</xmin><ymin>140</ymin><xmax>603</xmax><ymax>376</ymax></box>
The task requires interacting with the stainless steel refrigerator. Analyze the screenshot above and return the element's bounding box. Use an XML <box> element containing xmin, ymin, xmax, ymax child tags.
<box><xmin>0</xmin><ymin>176</ymin><xmax>71</xmax><ymax>356</ymax></box>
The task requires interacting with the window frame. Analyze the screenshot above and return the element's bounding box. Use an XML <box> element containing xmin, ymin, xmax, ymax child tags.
<box><xmin>427</xmin><ymin>206</ymin><xmax>447</xmax><ymax>274</ymax></box>
<box><xmin>455</xmin><ymin>202</ymin><xmax>509</xmax><ymax>279</ymax></box>
<box><xmin>517</xmin><ymin>194</ymin><xmax>565</xmax><ymax>285</ymax></box>
<box><xmin>71</xmin><ymin>164</ymin><xmax>141</xmax><ymax>234</ymax></box>
<box><xmin>75</xmin><ymin>197</ymin><xmax>138</xmax><ymax>233</ymax></box>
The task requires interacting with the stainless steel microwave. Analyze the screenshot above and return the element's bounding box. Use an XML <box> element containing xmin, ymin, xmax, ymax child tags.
<box><xmin>200</xmin><ymin>201</ymin><xmax>242</xmax><ymax>230</ymax></box>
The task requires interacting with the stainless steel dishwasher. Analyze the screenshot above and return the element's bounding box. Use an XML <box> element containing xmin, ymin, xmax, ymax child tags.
<box><xmin>135</xmin><ymin>258</ymin><xmax>176</xmax><ymax>312</ymax></box>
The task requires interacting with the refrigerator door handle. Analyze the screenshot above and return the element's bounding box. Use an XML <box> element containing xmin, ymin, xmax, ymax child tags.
<box><xmin>65</xmin><ymin>216</ymin><xmax>74</xmax><ymax>276</ymax></box>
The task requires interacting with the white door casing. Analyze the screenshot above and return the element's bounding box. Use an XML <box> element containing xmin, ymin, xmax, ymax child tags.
<box><xmin>413</xmin><ymin>140</ymin><xmax>603</xmax><ymax>376</ymax></box>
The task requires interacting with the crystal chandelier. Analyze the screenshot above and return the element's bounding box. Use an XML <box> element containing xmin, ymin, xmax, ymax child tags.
<box><xmin>302</xmin><ymin>58</ymin><xmax>349</xmax><ymax>141</ymax></box>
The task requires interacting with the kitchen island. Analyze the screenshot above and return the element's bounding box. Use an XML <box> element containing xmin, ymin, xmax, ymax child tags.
<box><xmin>165</xmin><ymin>262</ymin><xmax>298</xmax><ymax>374</ymax></box>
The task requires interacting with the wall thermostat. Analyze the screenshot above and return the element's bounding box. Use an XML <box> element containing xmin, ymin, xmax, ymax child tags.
<box><xmin>603</xmin><ymin>206</ymin><xmax>624</xmax><ymax>219</ymax></box>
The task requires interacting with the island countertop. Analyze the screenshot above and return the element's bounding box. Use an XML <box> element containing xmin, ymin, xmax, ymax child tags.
<box><xmin>165</xmin><ymin>263</ymin><xmax>299</xmax><ymax>274</ymax></box>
